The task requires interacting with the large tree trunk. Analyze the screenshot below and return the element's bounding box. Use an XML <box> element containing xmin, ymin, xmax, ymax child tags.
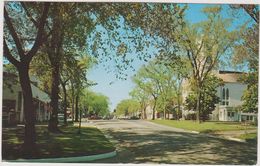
<box><xmin>48</xmin><ymin>64</ymin><xmax>60</xmax><ymax>132</ymax></box>
<box><xmin>18</xmin><ymin>65</ymin><xmax>36</xmax><ymax>154</ymax></box>
<box><xmin>47</xmin><ymin>4</ymin><xmax>63</xmax><ymax>132</ymax></box>
<box><xmin>61</xmin><ymin>81</ymin><xmax>68</xmax><ymax>125</ymax></box>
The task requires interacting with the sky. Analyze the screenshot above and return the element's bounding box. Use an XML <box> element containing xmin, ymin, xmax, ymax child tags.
<box><xmin>86</xmin><ymin>3</ymin><xmax>252</xmax><ymax>111</ymax></box>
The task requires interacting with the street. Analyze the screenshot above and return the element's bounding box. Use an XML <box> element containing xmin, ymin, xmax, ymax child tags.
<box><xmin>87</xmin><ymin>120</ymin><xmax>257</xmax><ymax>164</ymax></box>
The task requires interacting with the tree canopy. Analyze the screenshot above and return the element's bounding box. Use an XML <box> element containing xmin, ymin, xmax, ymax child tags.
<box><xmin>116</xmin><ymin>99</ymin><xmax>140</xmax><ymax>118</ymax></box>
<box><xmin>81</xmin><ymin>90</ymin><xmax>110</xmax><ymax>118</ymax></box>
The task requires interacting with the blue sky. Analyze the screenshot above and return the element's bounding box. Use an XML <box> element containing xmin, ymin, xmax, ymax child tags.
<box><xmin>87</xmin><ymin>3</ymin><xmax>252</xmax><ymax>111</ymax></box>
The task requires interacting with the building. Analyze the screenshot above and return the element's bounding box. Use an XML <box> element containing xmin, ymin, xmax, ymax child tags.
<box><xmin>182</xmin><ymin>70</ymin><xmax>257</xmax><ymax>122</ymax></box>
<box><xmin>2</xmin><ymin>70</ymin><xmax>51</xmax><ymax>126</ymax></box>
<box><xmin>212</xmin><ymin>71</ymin><xmax>257</xmax><ymax>122</ymax></box>
<box><xmin>144</xmin><ymin>105</ymin><xmax>175</xmax><ymax>120</ymax></box>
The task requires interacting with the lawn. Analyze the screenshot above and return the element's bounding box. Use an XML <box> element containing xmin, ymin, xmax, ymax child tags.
<box><xmin>150</xmin><ymin>120</ymin><xmax>257</xmax><ymax>133</ymax></box>
<box><xmin>237</xmin><ymin>132</ymin><xmax>257</xmax><ymax>142</ymax></box>
<box><xmin>2</xmin><ymin>125</ymin><xmax>115</xmax><ymax>160</ymax></box>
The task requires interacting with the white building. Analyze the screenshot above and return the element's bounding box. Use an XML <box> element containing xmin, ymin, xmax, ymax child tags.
<box><xmin>212</xmin><ymin>71</ymin><xmax>257</xmax><ymax>122</ymax></box>
<box><xmin>3</xmin><ymin>71</ymin><xmax>51</xmax><ymax>126</ymax></box>
<box><xmin>182</xmin><ymin>70</ymin><xmax>257</xmax><ymax>122</ymax></box>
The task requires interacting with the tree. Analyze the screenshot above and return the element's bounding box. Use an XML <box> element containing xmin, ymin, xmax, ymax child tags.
<box><xmin>3</xmin><ymin>2</ymin><xmax>186</xmax><ymax>151</ymax></box>
<box><xmin>59</xmin><ymin>53</ymin><xmax>79</xmax><ymax>125</ymax></box>
<box><xmin>158</xmin><ymin>56</ymin><xmax>190</xmax><ymax>120</ymax></box>
<box><xmin>87</xmin><ymin>3</ymin><xmax>186</xmax><ymax>79</ymax></box>
<box><xmin>240</xmin><ymin>72</ymin><xmax>258</xmax><ymax>113</ymax></box>
<box><xmin>40</xmin><ymin>2</ymin><xmax>186</xmax><ymax>127</ymax></box>
<box><xmin>170</xmin><ymin>6</ymin><xmax>237</xmax><ymax>122</ymax></box>
<box><xmin>129</xmin><ymin>87</ymin><xmax>149</xmax><ymax>119</ymax></box>
<box><xmin>132</xmin><ymin>59</ymin><xmax>179</xmax><ymax>120</ymax></box>
<box><xmin>40</xmin><ymin>2</ymin><xmax>98</xmax><ymax>131</ymax></box>
<box><xmin>230</xmin><ymin>5</ymin><xmax>259</xmax><ymax>113</ymax></box>
<box><xmin>185</xmin><ymin>75</ymin><xmax>223</xmax><ymax>121</ymax></box>
<box><xmin>230</xmin><ymin>4</ymin><xmax>259</xmax><ymax>23</ymax></box>
<box><xmin>236</xmin><ymin>25</ymin><xmax>258</xmax><ymax>113</ymax></box>
<box><xmin>116</xmin><ymin>99</ymin><xmax>140</xmax><ymax>118</ymax></box>
<box><xmin>4</xmin><ymin>2</ymin><xmax>50</xmax><ymax>153</ymax></box>
<box><xmin>83</xmin><ymin>90</ymin><xmax>110</xmax><ymax>118</ymax></box>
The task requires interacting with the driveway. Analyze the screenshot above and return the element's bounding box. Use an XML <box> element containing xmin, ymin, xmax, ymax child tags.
<box><xmin>87</xmin><ymin>120</ymin><xmax>257</xmax><ymax>164</ymax></box>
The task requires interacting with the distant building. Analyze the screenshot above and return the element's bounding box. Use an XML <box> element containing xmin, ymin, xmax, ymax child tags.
<box><xmin>3</xmin><ymin>70</ymin><xmax>51</xmax><ymax>126</ymax></box>
<box><xmin>144</xmin><ymin>105</ymin><xmax>175</xmax><ymax>120</ymax></box>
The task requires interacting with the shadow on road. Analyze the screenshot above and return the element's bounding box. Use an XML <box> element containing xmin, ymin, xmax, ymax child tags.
<box><xmin>93</xmin><ymin>129</ymin><xmax>257</xmax><ymax>164</ymax></box>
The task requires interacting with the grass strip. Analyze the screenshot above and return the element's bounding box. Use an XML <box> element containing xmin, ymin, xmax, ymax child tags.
<box><xmin>150</xmin><ymin>120</ymin><xmax>257</xmax><ymax>133</ymax></box>
<box><xmin>2</xmin><ymin>125</ymin><xmax>115</xmax><ymax>160</ymax></box>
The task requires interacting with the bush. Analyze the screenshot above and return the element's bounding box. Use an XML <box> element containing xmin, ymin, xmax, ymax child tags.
<box><xmin>130</xmin><ymin>116</ymin><xmax>139</xmax><ymax>120</ymax></box>
<box><xmin>185</xmin><ymin>113</ymin><xmax>196</xmax><ymax>120</ymax></box>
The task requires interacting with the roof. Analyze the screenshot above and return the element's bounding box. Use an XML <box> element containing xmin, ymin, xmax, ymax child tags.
<box><xmin>31</xmin><ymin>83</ymin><xmax>51</xmax><ymax>103</ymax></box>
<box><xmin>3</xmin><ymin>71</ymin><xmax>50</xmax><ymax>102</ymax></box>
<box><xmin>216</xmin><ymin>70</ymin><xmax>244</xmax><ymax>83</ymax></box>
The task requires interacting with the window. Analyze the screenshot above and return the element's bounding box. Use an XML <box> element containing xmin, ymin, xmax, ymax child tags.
<box><xmin>228</xmin><ymin>112</ymin><xmax>231</xmax><ymax>116</ymax></box>
<box><xmin>226</xmin><ymin>88</ymin><xmax>229</xmax><ymax>105</ymax></box>
<box><xmin>221</xmin><ymin>88</ymin><xmax>225</xmax><ymax>105</ymax></box>
<box><xmin>228</xmin><ymin>112</ymin><xmax>234</xmax><ymax>117</ymax></box>
<box><xmin>221</xmin><ymin>87</ymin><xmax>229</xmax><ymax>106</ymax></box>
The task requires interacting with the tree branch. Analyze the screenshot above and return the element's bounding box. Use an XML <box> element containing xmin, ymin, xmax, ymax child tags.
<box><xmin>26</xmin><ymin>2</ymin><xmax>50</xmax><ymax>61</ymax></box>
<box><xmin>21</xmin><ymin>2</ymin><xmax>53</xmax><ymax>47</ymax></box>
<box><xmin>4</xmin><ymin>7</ymin><xmax>25</xmax><ymax>58</ymax></box>
<box><xmin>241</xmin><ymin>5</ymin><xmax>259</xmax><ymax>24</ymax></box>
<box><xmin>4</xmin><ymin>39</ymin><xmax>20</xmax><ymax>67</ymax></box>
<box><xmin>20</xmin><ymin>2</ymin><xmax>38</xmax><ymax>27</ymax></box>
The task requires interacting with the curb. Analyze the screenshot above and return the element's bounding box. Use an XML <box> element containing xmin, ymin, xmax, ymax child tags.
<box><xmin>6</xmin><ymin>151</ymin><xmax>117</xmax><ymax>163</ymax></box>
<box><xmin>201</xmin><ymin>133</ymin><xmax>246</xmax><ymax>143</ymax></box>
<box><xmin>224</xmin><ymin>137</ymin><xmax>246</xmax><ymax>143</ymax></box>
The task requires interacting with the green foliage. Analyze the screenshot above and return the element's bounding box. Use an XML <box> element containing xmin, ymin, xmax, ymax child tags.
<box><xmin>87</xmin><ymin>3</ymin><xmax>186</xmax><ymax>79</ymax></box>
<box><xmin>132</xmin><ymin>59</ymin><xmax>180</xmax><ymax>119</ymax></box>
<box><xmin>185</xmin><ymin>75</ymin><xmax>223</xmax><ymax>121</ymax></box>
<box><xmin>116</xmin><ymin>99</ymin><xmax>140</xmax><ymax>117</ymax></box>
<box><xmin>240</xmin><ymin>73</ymin><xmax>258</xmax><ymax>113</ymax></box>
<box><xmin>30</xmin><ymin>51</ymin><xmax>52</xmax><ymax>93</ymax></box>
<box><xmin>238</xmin><ymin>132</ymin><xmax>257</xmax><ymax>142</ymax></box>
<box><xmin>231</xmin><ymin>6</ymin><xmax>259</xmax><ymax>113</ymax></box>
<box><xmin>129</xmin><ymin>86</ymin><xmax>150</xmax><ymax>119</ymax></box>
<box><xmin>233</xmin><ymin>25</ymin><xmax>259</xmax><ymax>71</ymax></box>
<box><xmin>175</xmin><ymin>6</ymin><xmax>237</xmax><ymax>121</ymax></box>
<box><xmin>81</xmin><ymin>90</ymin><xmax>110</xmax><ymax>117</ymax></box>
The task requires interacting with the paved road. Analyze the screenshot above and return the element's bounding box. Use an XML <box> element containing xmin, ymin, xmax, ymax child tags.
<box><xmin>87</xmin><ymin>120</ymin><xmax>257</xmax><ymax>164</ymax></box>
